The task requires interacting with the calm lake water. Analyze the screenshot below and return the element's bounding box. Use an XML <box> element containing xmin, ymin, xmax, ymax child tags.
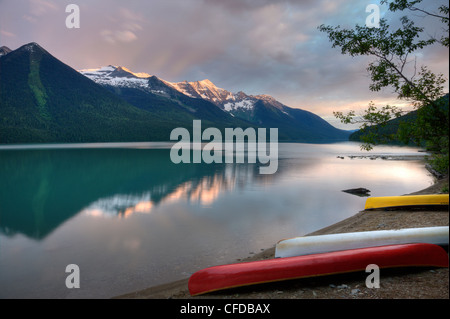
<box><xmin>0</xmin><ymin>142</ymin><xmax>434</xmax><ymax>298</ymax></box>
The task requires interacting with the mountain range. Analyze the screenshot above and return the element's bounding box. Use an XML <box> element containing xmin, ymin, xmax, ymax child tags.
<box><xmin>0</xmin><ymin>42</ymin><xmax>351</xmax><ymax>144</ymax></box>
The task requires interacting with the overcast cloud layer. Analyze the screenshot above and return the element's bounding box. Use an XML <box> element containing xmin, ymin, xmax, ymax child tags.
<box><xmin>0</xmin><ymin>0</ymin><xmax>448</xmax><ymax>128</ymax></box>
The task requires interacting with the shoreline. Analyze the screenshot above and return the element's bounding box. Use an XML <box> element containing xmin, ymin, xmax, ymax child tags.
<box><xmin>116</xmin><ymin>176</ymin><xmax>448</xmax><ymax>299</ymax></box>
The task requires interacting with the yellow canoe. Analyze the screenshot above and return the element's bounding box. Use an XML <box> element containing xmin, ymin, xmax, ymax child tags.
<box><xmin>365</xmin><ymin>194</ymin><xmax>449</xmax><ymax>210</ymax></box>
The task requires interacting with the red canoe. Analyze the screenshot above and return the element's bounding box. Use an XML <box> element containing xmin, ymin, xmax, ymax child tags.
<box><xmin>188</xmin><ymin>243</ymin><xmax>449</xmax><ymax>296</ymax></box>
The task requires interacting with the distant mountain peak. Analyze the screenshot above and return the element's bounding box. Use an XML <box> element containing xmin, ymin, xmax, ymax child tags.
<box><xmin>80</xmin><ymin>65</ymin><xmax>151</xmax><ymax>79</ymax></box>
<box><xmin>19</xmin><ymin>42</ymin><xmax>46</xmax><ymax>53</ymax></box>
<box><xmin>254</xmin><ymin>94</ymin><xmax>275</xmax><ymax>101</ymax></box>
<box><xmin>78</xmin><ymin>65</ymin><xmax>286</xmax><ymax>113</ymax></box>
<box><xmin>197</xmin><ymin>79</ymin><xmax>214</xmax><ymax>86</ymax></box>
<box><xmin>114</xmin><ymin>66</ymin><xmax>151</xmax><ymax>79</ymax></box>
<box><xmin>0</xmin><ymin>46</ymin><xmax>12</xmax><ymax>57</ymax></box>
<box><xmin>79</xmin><ymin>65</ymin><xmax>152</xmax><ymax>89</ymax></box>
<box><xmin>166</xmin><ymin>78</ymin><xmax>235</xmax><ymax>104</ymax></box>
<box><xmin>26</xmin><ymin>42</ymin><xmax>41</xmax><ymax>47</ymax></box>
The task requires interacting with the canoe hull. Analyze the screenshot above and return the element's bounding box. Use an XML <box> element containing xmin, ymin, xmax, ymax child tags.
<box><xmin>188</xmin><ymin>243</ymin><xmax>449</xmax><ymax>296</ymax></box>
<box><xmin>275</xmin><ymin>226</ymin><xmax>449</xmax><ymax>258</ymax></box>
<box><xmin>364</xmin><ymin>194</ymin><xmax>449</xmax><ymax>210</ymax></box>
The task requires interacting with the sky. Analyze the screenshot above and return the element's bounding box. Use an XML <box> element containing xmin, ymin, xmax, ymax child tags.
<box><xmin>0</xmin><ymin>0</ymin><xmax>448</xmax><ymax>129</ymax></box>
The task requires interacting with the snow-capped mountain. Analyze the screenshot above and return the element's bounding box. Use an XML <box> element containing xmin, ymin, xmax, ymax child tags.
<box><xmin>80</xmin><ymin>66</ymin><xmax>229</xmax><ymax>102</ymax></box>
<box><xmin>78</xmin><ymin>65</ymin><xmax>351</xmax><ymax>141</ymax></box>
<box><xmin>79</xmin><ymin>65</ymin><xmax>152</xmax><ymax>89</ymax></box>
<box><xmin>161</xmin><ymin>79</ymin><xmax>264</xmax><ymax>116</ymax></box>
<box><xmin>79</xmin><ymin>65</ymin><xmax>284</xmax><ymax>114</ymax></box>
<box><xmin>163</xmin><ymin>79</ymin><xmax>233</xmax><ymax>103</ymax></box>
<box><xmin>1</xmin><ymin>42</ymin><xmax>350</xmax><ymax>144</ymax></box>
<box><xmin>167</xmin><ymin>79</ymin><xmax>264</xmax><ymax>113</ymax></box>
<box><xmin>79</xmin><ymin>65</ymin><xmax>246</xmax><ymax>126</ymax></box>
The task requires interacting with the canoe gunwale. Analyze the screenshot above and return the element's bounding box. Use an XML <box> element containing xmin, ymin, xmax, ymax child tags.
<box><xmin>188</xmin><ymin>243</ymin><xmax>449</xmax><ymax>296</ymax></box>
<box><xmin>364</xmin><ymin>194</ymin><xmax>449</xmax><ymax>210</ymax></box>
<box><xmin>190</xmin><ymin>263</ymin><xmax>447</xmax><ymax>296</ymax></box>
<box><xmin>274</xmin><ymin>226</ymin><xmax>449</xmax><ymax>258</ymax></box>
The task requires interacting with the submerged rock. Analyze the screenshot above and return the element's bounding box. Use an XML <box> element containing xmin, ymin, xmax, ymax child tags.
<box><xmin>342</xmin><ymin>188</ymin><xmax>371</xmax><ymax>197</ymax></box>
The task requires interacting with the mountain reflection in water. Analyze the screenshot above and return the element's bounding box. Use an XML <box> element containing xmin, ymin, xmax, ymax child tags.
<box><xmin>0</xmin><ymin>142</ymin><xmax>434</xmax><ymax>298</ymax></box>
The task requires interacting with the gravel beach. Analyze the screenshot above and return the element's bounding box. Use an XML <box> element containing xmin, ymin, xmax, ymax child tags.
<box><xmin>116</xmin><ymin>177</ymin><xmax>449</xmax><ymax>299</ymax></box>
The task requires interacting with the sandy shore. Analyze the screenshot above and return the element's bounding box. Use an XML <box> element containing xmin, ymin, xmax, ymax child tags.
<box><xmin>116</xmin><ymin>177</ymin><xmax>449</xmax><ymax>299</ymax></box>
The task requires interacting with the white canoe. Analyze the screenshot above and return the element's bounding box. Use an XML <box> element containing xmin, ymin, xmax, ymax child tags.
<box><xmin>275</xmin><ymin>226</ymin><xmax>449</xmax><ymax>258</ymax></box>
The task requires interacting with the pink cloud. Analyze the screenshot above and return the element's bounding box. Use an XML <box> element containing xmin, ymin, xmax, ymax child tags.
<box><xmin>29</xmin><ymin>0</ymin><xmax>58</xmax><ymax>16</ymax></box>
<box><xmin>0</xmin><ymin>29</ymin><xmax>16</xmax><ymax>37</ymax></box>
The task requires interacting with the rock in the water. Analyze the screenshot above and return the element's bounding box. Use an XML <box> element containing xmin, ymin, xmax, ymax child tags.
<box><xmin>342</xmin><ymin>188</ymin><xmax>371</xmax><ymax>197</ymax></box>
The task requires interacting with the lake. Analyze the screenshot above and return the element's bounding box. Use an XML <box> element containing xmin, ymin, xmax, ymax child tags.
<box><xmin>0</xmin><ymin>142</ymin><xmax>434</xmax><ymax>298</ymax></box>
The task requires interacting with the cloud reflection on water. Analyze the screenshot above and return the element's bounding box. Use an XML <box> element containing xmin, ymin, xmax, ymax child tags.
<box><xmin>0</xmin><ymin>142</ymin><xmax>435</xmax><ymax>298</ymax></box>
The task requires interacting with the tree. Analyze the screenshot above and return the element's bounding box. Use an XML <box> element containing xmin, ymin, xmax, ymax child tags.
<box><xmin>318</xmin><ymin>0</ymin><xmax>449</xmax><ymax>175</ymax></box>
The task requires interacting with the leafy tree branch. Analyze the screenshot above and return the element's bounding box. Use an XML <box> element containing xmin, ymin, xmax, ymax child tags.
<box><xmin>318</xmin><ymin>0</ymin><xmax>449</xmax><ymax>174</ymax></box>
